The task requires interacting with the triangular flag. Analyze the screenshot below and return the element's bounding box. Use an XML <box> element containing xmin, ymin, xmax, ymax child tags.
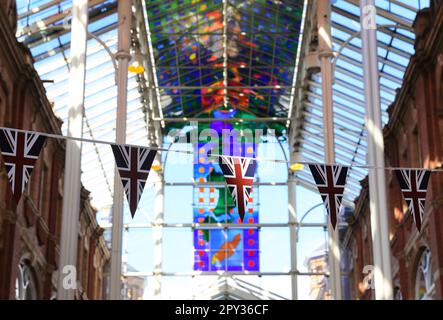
<box><xmin>111</xmin><ymin>144</ymin><xmax>157</xmax><ymax>218</ymax></box>
<box><xmin>0</xmin><ymin>128</ymin><xmax>46</xmax><ymax>205</ymax></box>
<box><xmin>394</xmin><ymin>169</ymin><xmax>431</xmax><ymax>232</ymax></box>
<box><xmin>219</xmin><ymin>155</ymin><xmax>256</xmax><ymax>222</ymax></box>
<box><xmin>309</xmin><ymin>164</ymin><xmax>349</xmax><ymax>229</ymax></box>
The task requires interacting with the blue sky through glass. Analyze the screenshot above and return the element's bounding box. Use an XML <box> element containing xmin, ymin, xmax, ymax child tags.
<box><xmin>14</xmin><ymin>0</ymin><xmax>426</xmax><ymax>300</ymax></box>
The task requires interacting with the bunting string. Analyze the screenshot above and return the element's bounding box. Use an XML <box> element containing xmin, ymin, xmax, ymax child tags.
<box><xmin>1</xmin><ymin>126</ymin><xmax>442</xmax><ymax>171</ymax></box>
<box><xmin>0</xmin><ymin>127</ymin><xmax>434</xmax><ymax>230</ymax></box>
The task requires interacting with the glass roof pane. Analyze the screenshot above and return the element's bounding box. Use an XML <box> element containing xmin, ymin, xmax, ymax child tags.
<box><xmin>293</xmin><ymin>0</ymin><xmax>423</xmax><ymax>203</ymax></box>
<box><xmin>13</xmin><ymin>2</ymin><xmax>428</xmax><ymax>291</ymax></box>
<box><xmin>145</xmin><ymin>0</ymin><xmax>304</xmax><ymax>127</ymax></box>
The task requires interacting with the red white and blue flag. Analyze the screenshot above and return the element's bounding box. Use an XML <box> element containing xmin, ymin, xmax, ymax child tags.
<box><xmin>219</xmin><ymin>155</ymin><xmax>256</xmax><ymax>222</ymax></box>
<box><xmin>309</xmin><ymin>164</ymin><xmax>349</xmax><ymax>229</ymax></box>
<box><xmin>111</xmin><ymin>145</ymin><xmax>157</xmax><ymax>218</ymax></box>
<box><xmin>394</xmin><ymin>169</ymin><xmax>431</xmax><ymax>231</ymax></box>
<box><xmin>0</xmin><ymin>128</ymin><xmax>46</xmax><ymax>205</ymax></box>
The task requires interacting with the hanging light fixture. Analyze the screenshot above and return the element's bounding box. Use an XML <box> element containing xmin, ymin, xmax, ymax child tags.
<box><xmin>151</xmin><ymin>159</ymin><xmax>162</xmax><ymax>171</ymax></box>
<box><xmin>289</xmin><ymin>151</ymin><xmax>304</xmax><ymax>172</ymax></box>
<box><xmin>128</xmin><ymin>47</ymin><xmax>145</xmax><ymax>75</ymax></box>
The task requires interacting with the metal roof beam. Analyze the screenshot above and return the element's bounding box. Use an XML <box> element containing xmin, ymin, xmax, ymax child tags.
<box><xmin>298</xmin><ymin>129</ymin><xmax>365</xmax><ymax>161</ymax></box>
<box><xmin>336</xmin><ymin>54</ymin><xmax>404</xmax><ymax>85</ymax></box>
<box><xmin>300</xmin><ymin>108</ymin><xmax>366</xmax><ymax>139</ymax></box>
<box><xmin>152</xmin><ymin>117</ymin><xmax>289</xmax><ymax>123</ymax></box>
<box><xmin>307</xmin><ymin>80</ymin><xmax>366</xmax><ymax>108</ymax></box>
<box><xmin>332</xmin><ymin>22</ymin><xmax>412</xmax><ymax>60</ymax></box>
<box><xmin>306</xmin><ymin>77</ymin><xmax>393</xmax><ymax>107</ymax></box>
<box><xmin>305</xmin><ymin>91</ymin><xmax>366</xmax><ymax>119</ymax></box>
<box><xmin>335</xmin><ymin>65</ymin><xmax>396</xmax><ymax>96</ymax></box>
<box><xmin>137</xmin><ymin>0</ymin><xmax>164</xmax><ymax>142</ymax></box>
<box><xmin>300</xmin><ymin>133</ymin><xmax>366</xmax><ymax>165</ymax></box>
<box><xmin>300</xmin><ymin>118</ymin><xmax>365</xmax><ymax>143</ymax></box>
<box><xmin>18</xmin><ymin>0</ymin><xmax>65</xmax><ymax>19</ymax></box>
<box><xmin>333</xmin><ymin>0</ymin><xmax>412</xmax><ymax>27</ymax></box>
<box><xmin>17</xmin><ymin>0</ymin><xmax>111</xmax><ymax>38</ymax></box>
<box><xmin>332</xmin><ymin>37</ymin><xmax>408</xmax><ymax>73</ymax></box>
<box><xmin>31</xmin><ymin>22</ymin><xmax>118</xmax><ymax>62</ymax></box>
<box><xmin>301</xmin><ymin>131</ymin><xmax>366</xmax><ymax>163</ymax></box>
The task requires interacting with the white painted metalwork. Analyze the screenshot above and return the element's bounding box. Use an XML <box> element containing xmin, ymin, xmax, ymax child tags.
<box><xmin>109</xmin><ymin>0</ymin><xmax>132</xmax><ymax>300</ymax></box>
<box><xmin>359</xmin><ymin>0</ymin><xmax>393</xmax><ymax>300</ymax></box>
<box><xmin>57</xmin><ymin>0</ymin><xmax>88</xmax><ymax>300</ymax></box>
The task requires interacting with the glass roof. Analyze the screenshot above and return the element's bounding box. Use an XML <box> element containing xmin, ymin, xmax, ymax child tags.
<box><xmin>14</xmin><ymin>0</ymin><xmax>429</xmax><ymax>215</ymax></box>
<box><xmin>144</xmin><ymin>0</ymin><xmax>304</xmax><ymax>130</ymax></box>
<box><xmin>292</xmin><ymin>0</ymin><xmax>428</xmax><ymax>204</ymax></box>
<box><xmin>16</xmin><ymin>0</ymin><xmax>147</xmax><ymax>212</ymax></box>
<box><xmin>12</xmin><ymin>0</ymin><xmax>432</xmax><ymax>300</ymax></box>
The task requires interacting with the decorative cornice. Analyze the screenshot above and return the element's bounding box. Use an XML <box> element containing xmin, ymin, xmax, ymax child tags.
<box><xmin>384</xmin><ymin>5</ymin><xmax>443</xmax><ymax>140</ymax></box>
<box><xmin>36</xmin><ymin>216</ymin><xmax>51</xmax><ymax>246</ymax></box>
<box><xmin>0</xmin><ymin>9</ymin><xmax>24</xmax><ymax>79</ymax></box>
<box><xmin>20</xmin><ymin>228</ymin><xmax>46</xmax><ymax>268</ymax></box>
<box><xmin>0</xmin><ymin>7</ymin><xmax>63</xmax><ymax>138</ymax></box>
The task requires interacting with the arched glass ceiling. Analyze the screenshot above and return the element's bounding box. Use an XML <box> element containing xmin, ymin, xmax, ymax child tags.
<box><xmin>292</xmin><ymin>0</ymin><xmax>429</xmax><ymax>205</ymax></box>
<box><xmin>15</xmin><ymin>0</ymin><xmax>305</xmax><ymax>214</ymax></box>
<box><xmin>144</xmin><ymin>0</ymin><xmax>304</xmax><ymax>133</ymax></box>
<box><xmin>14</xmin><ymin>0</ymin><xmax>430</xmax><ymax>212</ymax></box>
<box><xmin>16</xmin><ymin>0</ymin><xmax>149</xmax><ymax>212</ymax></box>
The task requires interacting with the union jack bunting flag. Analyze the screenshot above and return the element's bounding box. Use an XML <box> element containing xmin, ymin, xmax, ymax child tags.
<box><xmin>394</xmin><ymin>169</ymin><xmax>431</xmax><ymax>232</ymax></box>
<box><xmin>219</xmin><ymin>155</ymin><xmax>256</xmax><ymax>222</ymax></box>
<box><xmin>111</xmin><ymin>145</ymin><xmax>157</xmax><ymax>218</ymax></box>
<box><xmin>0</xmin><ymin>128</ymin><xmax>46</xmax><ymax>205</ymax></box>
<box><xmin>309</xmin><ymin>164</ymin><xmax>349</xmax><ymax>229</ymax></box>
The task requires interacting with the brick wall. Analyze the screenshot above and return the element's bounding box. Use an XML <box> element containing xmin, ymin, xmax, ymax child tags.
<box><xmin>0</xmin><ymin>4</ymin><xmax>109</xmax><ymax>300</ymax></box>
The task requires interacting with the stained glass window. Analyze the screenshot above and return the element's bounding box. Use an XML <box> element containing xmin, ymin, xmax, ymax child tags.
<box><xmin>192</xmin><ymin>114</ymin><xmax>260</xmax><ymax>271</ymax></box>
